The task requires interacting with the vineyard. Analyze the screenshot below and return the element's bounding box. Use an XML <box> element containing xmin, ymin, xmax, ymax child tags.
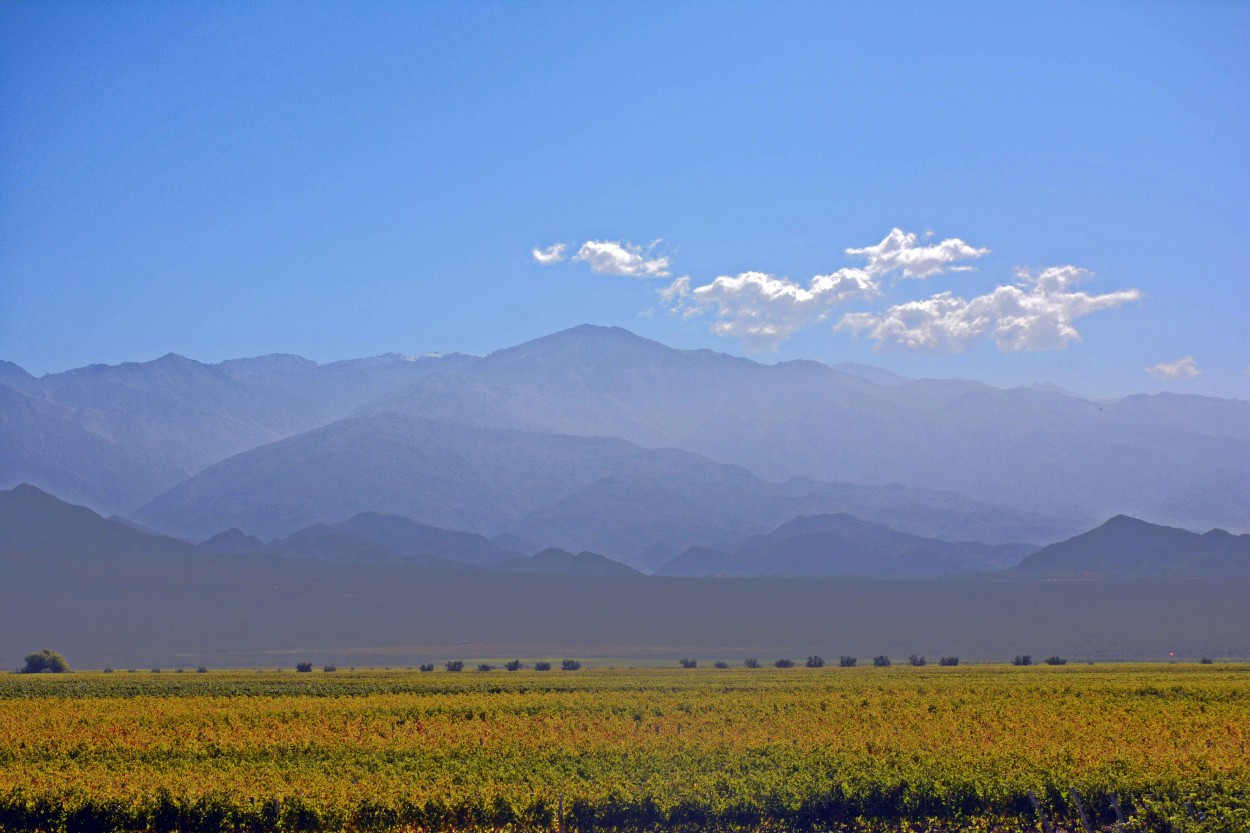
<box><xmin>0</xmin><ymin>664</ymin><xmax>1246</xmax><ymax>832</ymax></box>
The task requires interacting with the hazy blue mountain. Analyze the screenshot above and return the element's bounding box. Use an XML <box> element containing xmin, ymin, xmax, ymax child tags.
<box><xmin>217</xmin><ymin>351</ymin><xmax>478</xmax><ymax>423</ymax></box>
<box><xmin>1101</xmin><ymin>392</ymin><xmax>1250</xmax><ymax>440</ymax></box>
<box><xmin>3</xmin><ymin>487</ymin><xmax>1247</xmax><ymax>667</ymax></box>
<box><xmin>266</xmin><ymin>524</ymin><xmax>455</xmax><ymax>566</ymax></box>
<box><xmin>490</xmin><ymin>532</ymin><xmax>540</xmax><ymax>555</ymax></box>
<box><xmin>832</xmin><ymin>362</ymin><xmax>911</xmax><ymax>387</ymax></box>
<box><xmin>2</xmin><ymin>351</ymin><xmax>476</xmax><ymax>515</ymax></box>
<box><xmin>373</xmin><ymin>325</ymin><xmax>1250</xmax><ymax>531</ymax></box>
<box><xmin>657</xmin><ymin>513</ymin><xmax>1037</xmax><ymax>577</ymax></box>
<box><xmin>0</xmin><ymin>484</ymin><xmax>202</xmax><ymax>562</ymax></box>
<box><xmin>0</xmin><ymin>384</ymin><xmax>167</xmax><ymax>514</ymax></box>
<box><xmin>1013</xmin><ymin>515</ymin><xmax>1250</xmax><ymax>577</ymax></box>
<box><xmin>199</xmin><ymin>528</ymin><xmax>266</xmax><ymax>554</ymax></box>
<box><xmin>8</xmin><ymin>325</ymin><xmax>1247</xmax><ymax>541</ymax></box>
<box><xmin>1026</xmin><ymin>381</ymin><xmax>1088</xmax><ymax>399</ymax></box>
<box><xmin>134</xmin><ymin>414</ymin><xmax>1074</xmax><ymax>571</ymax></box>
<box><xmin>332</xmin><ymin>511</ymin><xmax>513</xmax><ymax>567</ymax></box>
<box><xmin>495</xmin><ymin>547</ymin><xmax>642</xmax><ymax>577</ymax></box>
<box><xmin>0</xmin><ymin>361</ymin><xmax>40</xmax><ymax>395</ymax></box>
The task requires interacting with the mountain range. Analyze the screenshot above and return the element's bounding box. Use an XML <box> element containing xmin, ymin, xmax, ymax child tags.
<box><xmin>4</xmin><ymin>484</ymin><xmax>1249</xmax><ymax>669</ymax></box>
<box><xmin>1013</xmin><ymin>515</ymin><xmax>1250</xmax><ymax>577</ymax></box>
<box><xmin>6</xmin><ymin>484</ymin><xmax>1247</xmax><ymax>581</ymax></box>
<box><xmin>3</xmin><ymin>325</ymin><xmax>1248</xmax><ymax>574</ymax></box>
<box><xmin>657</xmin><ymin>514</ymin><xmax>1038</xmax><ymax>577</ymax></box>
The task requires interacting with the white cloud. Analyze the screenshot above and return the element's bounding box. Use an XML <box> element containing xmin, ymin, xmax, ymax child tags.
<box><xmin>838</xmin><ymin>266</ymin><xmax>1142</xmax><ymax>353</ymax></box>
<box><xmin>572</xmin><ymin>240</ymin><xmax>670</xmax><ymax>278</ymax></box>
<box><xmin>846</xmin><ymin>228</ymin><xmax>989</xmax><ymax>279</ymax></box>
<box><xmin>663</xmin><ymin>268</ymin><xmax>880</xmax><ymax>350</ymax></box>
<box><xmin>531</xmin><ymin>243</ymin><xmax>567</xmax><ymax>265</ymax></box>
<box><xmin>659</xmin><ymin>227</ymin><xmax>984</xmax><ymax>349</ymax></box>
<box><xmin>1146</xmin><ymin>356</ymin><xmax>1201</xmax><ymax>380</ymax></box>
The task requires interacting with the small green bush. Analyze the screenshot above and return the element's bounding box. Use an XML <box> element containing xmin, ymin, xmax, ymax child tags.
<box><xmin>743</xmin><ymin>658</ymin><xmax>760</xmax><ymax>668</ymax></box>
<box><xmin>774</xmin><ymin>658</ymin><xmax>795</xmax><ymax>668</ymax></box>
<box><xmin>561</xmin><ymin>659</ymin><xmax>581</xmax><ymax>671</ymax></box>
<box><xmin>873</xmin><ymin>655</ymin><xmax>890</xmax><ymax>667</ymax></box>
<box><xmin>805</xmin><ymin>655</ymin><xmax>825</xmax><ymax>668</ymax></box>
<box><xmin>22</xmin><ymin>650</ymin><xmax>69</xmax><ymax>674</ymax></box>
<box><xmin>445</xmin><ymin>661</ymin><xmax>464</xmax><ymax>672</ymax></box>
<box><xmin>679</xmin><ymin>658</ymin><xmax>697</xmax><ymax>668</ymax></box>
<box><xmin>534</xmin><ymin>661</ymin><xmax>552</xmax><ymax>671</ymax></box>
<box><xmin>295</xmin><ymin>662</ymin><xmax>313</xmax><ymax>673</ymax></box>
<box><xmin>839</xmin><ymin>656</ymin><xmax>857</xmax><ymax>667</ymax></box>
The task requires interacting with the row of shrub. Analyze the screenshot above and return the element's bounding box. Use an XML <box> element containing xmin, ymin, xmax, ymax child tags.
<box><xmin>0</xmin><ymin>784</ymin><xmax>1222</xmax><ymax>833</ymax></box>
<box><xmin>683</xmin><ymin>655</ymin><xmax>960</xmax><ymax>668</ymax></box>
<box><xmin>676</xmin><ymin>655</ymin><xmax>1103</xmax><ymax>668</ymax></box>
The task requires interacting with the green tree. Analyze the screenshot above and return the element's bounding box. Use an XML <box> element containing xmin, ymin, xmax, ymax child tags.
<box><xmin>22</xmin><ymin>650</ymin><xmax>69</xmax><ymax>674</ymax></box>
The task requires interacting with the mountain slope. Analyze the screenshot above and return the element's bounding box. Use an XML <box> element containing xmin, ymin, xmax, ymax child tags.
<box><xmin>657</xmin><ymin>513</ymin><xmax>1037</xmax><ymax>577</ymax></box>
<box><xmin>332</xmin><ymin>512</ymin><xmax>512</xmax><ymax>567</ymax></box>
<box><xmin>217</xmin><ymin>352</ymin><xmax>478</xmax><ymax>423</ymax></box>
<box><xmin>199</xmin><ymin>528</ymin><xmax>266</xmax><ymax>554</ymax></box>
<box><xmin>495</xmin><ymin>547</ymin><xmax>642</xmax><ymax>577</ymax></box>
<box><xmin>1013</xmin><ymin>515</ymin><xmax>1250</xmax><ymax>577</ymax></box>
<box><xmin>374</xmin><ymin>325</ymin><xmax>1250</xmax><ymax>531</ymax></box>
<box><xmin>133</xmin><ymin>414</ymin><xmax>1071</xmax><ymax>571</ymax></box>
<box><xmin>0</xmin><ymin>484</ymin><xmax>202</xmax><ymax>562</ymax></box>
<box><xmin>0</xmin><ymin>386</ymin><xmax>169</xmax><ymax>517</ymax></box>
<box><xmin>2</xmin><ymin>351</ymin><xmax>476</xmax><ymax>515</ymax></box>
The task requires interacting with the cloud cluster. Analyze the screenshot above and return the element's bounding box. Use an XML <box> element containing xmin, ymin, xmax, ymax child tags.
<box><xmin>845</xmin><ymin>228</ymin><xmax>988</xmax><ymax>279</ymax></box>
<box><xmin>663</xmin><ymin>269</ymin><xmax>880</xmax><ymax>349</ymax></box>
<box><xmin>532</xmin><ymin>227</ymin><xmax>1142</xmax><ymax>355</ymax></box>
<box><xmin>1146</xmin><ymin>356</ymin><xmax>1201</xmax><ymax>380</ymax></box>
<box><xmin>658</xmin><ymin>228</ymin><xmax>984</xmax><ymax>350</ymax></box>
<box><xmin>533</xmin><ymin>239</ymin><xmax>670</xmax><ymax>277</ymax></box>
<box><xmin>839</xmin><ymin>266</ymin><xmax>1142</xmax><ymax>353</ymax></box>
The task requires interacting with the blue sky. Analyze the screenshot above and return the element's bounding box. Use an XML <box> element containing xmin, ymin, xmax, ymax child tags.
<box><xmin>2</xmin><ymin>1</ymin><xmax>1247</xmax><ymax>398</ymax></box>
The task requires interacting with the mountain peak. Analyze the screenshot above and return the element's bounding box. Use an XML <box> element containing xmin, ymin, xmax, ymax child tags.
<box><xmin>1014</xmin><ymin>513</ymin><xmax>1250</xmax><ymax>576</ymax></box>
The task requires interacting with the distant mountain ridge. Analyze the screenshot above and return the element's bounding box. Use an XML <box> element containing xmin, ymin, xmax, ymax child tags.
<box><xmin>0</xmin><ymin>485</ymin><xmax>642</xmax><ymax>578</ymax></box>
<box><xmin>132</xmin><ymin>414</ymin><xmax>1073</xmax><ymax>571</ymax></box>
<box><xmin>657</xmin><ymin>513</ymin><xmax>1038</xmax><ymax>577</ymax></box>
<box><xmin>0</xmin><ymin>484</ymin><xmax>202</xmax><ymax>562</ymax></box>
<box><xmin>6</xmin><ymin>484</ymin><xmax>1248</xmax><ymax>585</ymax></box>
<box><xmin>4</xmin><ymin>324</ymin><xmax>1249</xmax><ymax>543</ymax></box>
<box><xmin>1013</xmin><ymin>515</ymin><xmax>1250</xmax><ymax>577</ymax></box>
<box><xmin>371</xmin><ymin>325</ymin><xmax>1250</xmax><ymax>531</ymax></box>
<box><xmin>0</xmin><ymin>351</ymin><xmax>477</xmax><ymax>514</ymax></box>
<box><xmin>497</xmin><ymin>547</ymin><xmax>643</xmax><ymax>577</ymax></box>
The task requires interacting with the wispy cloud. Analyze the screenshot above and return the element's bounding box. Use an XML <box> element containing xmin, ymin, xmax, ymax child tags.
<box><xmin>531</xmin><ymin>243</ymin><xmax>567</xmax><ymax>265</ymax></box>
<box><xmin>839</xmin><ymin>266</ymin><xmax>1142</xmax><ymax>353</ymax></box>
<box><xmin>1146</xmin><ymin>356</ymin><xmax>1201</xmax><ymax>380</ymax></box>
<box><xmin>572</xmin><ymin>240</ymin><xmax>670</xmax><ymax>278</ymax></box>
